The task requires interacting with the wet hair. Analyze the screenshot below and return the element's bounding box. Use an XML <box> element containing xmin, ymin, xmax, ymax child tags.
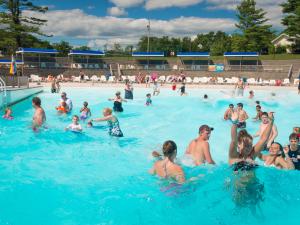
<box><xmin>256</xmin><ymin>105</ymin><xmax>261</xmax><ymax>109</ymax></box>
<box><xmin>237</xmin><ymin>103</ymin><xmax>243</xmax><ymax>108</ymax></box>
<box><xmin>146</xmin><ymin>93</ymin><xmax>151</xmax><ymax>97</ymax></box>
<box><xmin>289</xmin><ymin>133</ymin><xmax>299</xmax><ymax>141</ymax></box>
<box><xmin>272</xmin><ymin>142</ymin><xmax>283</xmax><ymax>156</ymax></box>
<box><xmin>162</xmin><ymin>140</ymin><xmax>177</xmax><ymax>159</ymax></box>
<box><xmin>237</xmin><ymin>129</ymin><xmax>253</xmax><ymax>157</ymax></box>
<box><xmin>32</xmin><ymin>97</ymin><xmax>41</xmax><ymax>106</ymax></box>
<box><xmin>103</xmin><ymin>107</ymin><xmax>113</xmax><ymax>115</ymax></box>
<box><xmin>229</xmin><ymin>104</ymin><xmax>234</xmax><ymax>108</ymax></box>
<box><xmin>116</xmin><ymin>91</ymin><xmax>121</xmax><ymax>96</ymax></box>
<box><xmin>261</xmin><ymin>112</ymin><xmax>268</xmax><ymax>117</ymax></box>
<box><xmin>204</xmin><ymin>94</ymin><xmax>208</xmax><ymax>99</ymax></box>
<box><xmin>83</xmin><ymin>101</ymin><xmax>88</xmax><ymax>106</ymax></box>
<box><xmin>249</xmin><ymin>90</ymin><xmax>254</xmax><ymax>94</ymax></box>
<box><xmin>73</xmin><ymin>115</ymin><xmax>79</xmax><ymax>120</ymax></box>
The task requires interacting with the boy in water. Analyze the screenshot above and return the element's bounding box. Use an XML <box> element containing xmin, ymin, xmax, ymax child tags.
<box><xmin>65</xmin><ymin>115</ymin><xmax>82</xmax><ymax>132</ymax></box>
<box><xmin>146</xmin><ymin>93</ymin><xmax>152</xmax><ymax>106</ymax></box>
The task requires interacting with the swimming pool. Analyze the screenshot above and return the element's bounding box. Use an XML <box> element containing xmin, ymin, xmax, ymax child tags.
<box><xmin>0</xmin><ymin>87</ymin><xmax>300</xmax><ymax>225</ymax></box>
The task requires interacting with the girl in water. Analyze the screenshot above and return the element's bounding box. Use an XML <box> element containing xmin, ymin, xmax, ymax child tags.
<box><xmin>150</xmin><ymin>140</ymin><xmax>185</xmax><ymax>184</ymax></box>
<box><xmin>65</xmin><ymin>115</ymin><xmax>82</xmax><ymax>132</ymax></box>
<box><xmin>124</xmin><ymin>80</ymin><xmax>133</xmax><ymax>100</ymax></box>
<box><xmin>89</xmin><ymin>108</ymin><xmax>123</xmax><ymax>137</ymax></box>
<box><xmin>2</xmin><ymin>107</ymin><xmax>13</xmax><ymax>120</ymax></box>
<box><xmin>80</xmin><ymin>101</ymin><xmax>91</xmax><ymax>120</ymax></box>
<box><xmin>108</xmin><ymin>91</ymin><xmax>127</xmax><ymax>112</ymax></box>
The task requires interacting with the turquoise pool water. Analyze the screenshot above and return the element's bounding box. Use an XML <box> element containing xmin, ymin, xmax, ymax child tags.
<box><xmin>0</xmin><ymin>87</ymin><xmax>300</xmax><ymax>225</ymax></box>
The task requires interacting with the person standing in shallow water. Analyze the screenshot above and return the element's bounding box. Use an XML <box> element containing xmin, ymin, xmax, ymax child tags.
<box><xmin>124</xmin><ymin>80</ymin><xmax>133</xmax><ymax>100</ymax></box>
<box><xmin>108</xmin><ymin>91</ymin><xmax>127</xmax><ymax>112</ymax></box>
<box><xmin>32</xmin><ymin>97</ymin><xmax>46</xmax><ymax>130</ymax></box>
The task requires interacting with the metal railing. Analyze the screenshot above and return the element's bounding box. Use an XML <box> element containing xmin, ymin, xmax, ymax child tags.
<box><xmin>0</xmin><ymin>76</ymin><xmax>29</xmax><ymax>87</ymax></box>
<box><xmin>0</xmin><ymin>76</ymin><xmax>7</xmax><ymax>107</ymax></box>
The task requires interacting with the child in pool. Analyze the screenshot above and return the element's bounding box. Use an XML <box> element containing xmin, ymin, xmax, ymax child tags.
<box><xmin>172</xmin><ymin>82</ymin><xmax>176</xmax><ymax>91</ymax></box>
<box><xmin>293</xmin><ymin>127</ymin><xmax>300</xmax><ymax>138</ymax></box>
<box><xmin>89</xmin><ymin>108</ymin><xmax>123</xmax><ymax>137</ymax></box>
<box><xmin>146</xmin><ymin>93</ymin><xmax>152</xmax><ymax>106</ymax></box>
<box><xmin>2</xmin><ymin>107</ymin><xmax>13</xmax><ymax>120</ymax></box>
<box><xmin>56</xmin><ymin>101</ymin><xmax>68</xmax><ymax>114</ymax></box>
<box><xmin>65</xmin><ymin>115</ymin><xmax>82</xmax><ymax>132</ymax></box>
<box><xmin>80</xmin><ymin>101</ymin><xmax>91</xmax><ymax>120</ymax></box>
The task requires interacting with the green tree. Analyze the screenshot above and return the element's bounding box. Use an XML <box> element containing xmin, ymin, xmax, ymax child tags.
<box><xmin>0</xmin><ymin>0</ymin><xmax>49</xmax><ymax>51</ymax></box>
<box><xmin>73</xmin><ymin>46</ymin><xmax>91</xmax><ymax>51</ymax></box>
<box><xmin>281</xmin><ymin>0</ymin><xmax>300</xmax><ymax>52</ymax></box>
<box><xmin>235</xmin><ymin>0</ymin><xmax>274</xmax><ymax>53</ymax></box>
<box><xmin>53</xmin><ymin>41</ymin><xmax>72</xmax><ymax>56</ymax></box>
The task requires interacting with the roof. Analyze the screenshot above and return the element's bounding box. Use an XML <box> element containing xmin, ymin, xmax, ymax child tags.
<box><xmin>0</xmin><ymin>59</ymin><xmax>24</xmax><ymax>64</ymax></box>
<box><xmin>16</xmin><ymin>48</ymin><xmax>59</xmax><ymax>54</ymax></box>
<box><xmin>132</xmin><ymin>52</ymin><xmax>164</xmax><ymax>57</ymax></box>
<box><xmin>177</xmin><ymin>52</ymin><xmax>210</xmax><ymax>57</ymax></box>
<box><xmin>224</xmin><ymin>52</ymin><xmax>259</xmax><ymax>57</ymax></box>
<box><xmin>271</xmin><ymin>33</ymin><xmax>296</xmax><ymax>44</ymax></box>
<box><xmin>68</xmin><ymin>50</ymin><xmax>105</xmax><ymax>56</ymax></box>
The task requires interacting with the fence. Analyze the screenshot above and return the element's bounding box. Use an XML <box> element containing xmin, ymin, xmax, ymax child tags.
<box><xmin>0</xmin><ymin>76</ymin><xmax>29</xmax><ymax>87</ymax></box>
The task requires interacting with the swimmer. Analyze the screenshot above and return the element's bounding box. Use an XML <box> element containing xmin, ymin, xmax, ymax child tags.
<box><xmin>171</xmin><ymin>82</ymin><xmax>176</xmax><ymax>91</ymax></box>
<box><xmin>292</xmin><ymin>127</ymin><xmax>300</xmax><ymax>138</ymax></box>
<box><xmin>253</xmin><ymin>112</ymin><xmax>278</xmax><ymax>149</ymax></box>
<box><xmin>283</xmin><ymin>133</ymin><xmax>300</xmax><ymax>170</ymax></box>
<box><xmin>60</xmin><ymin>92</ymin><xmax>73</xmax><ymax>111</ymax></box>
<box><xmin>224</xmin><ymin>104</ymin><xmax>234</xmax><ymax>120</ymax></box>
<box><xmin>236</xmin><ymin>103</ymin><xmax>249</xmax><ymax>128</ymax></box>
<box><xmin>153</xmin><ymin>81</ymin><xmax>160</xmax><ymax>96</ymax></box>
<box><xmin>108</xmin><ymin>91</ymin><xmax>127</xmax><ymax>112</ymax></box>
<box><xmin>150</xmin><ymin>140</ymin><xmax>185</xmax><ymax>183</ymax></box>
<box><xmin>185</xmin><ymin>125</ymin><xmax>215</xmax><ymax>166</ymax></box>
<box><xmin>80</xmin><ymin>101</ymin><xmax>91</xmax><ymax>120</ymax></box>
<box><xmin>32</xmin><ymin>97</ymin><xmax>46</xmax><ymax>130</ymax></box>
<box><xmin>145</xmin><ymin>93</ymin><xmax>152</xmax><ymax>106</ymax></box>
<box><xmin>253</xmin><ymin>105</ymin><xmax>263</xmax><ymax>121</ymax></box>
<box><xmin>89</xmin><ymin>108</ymin><xmax>123</xmax><ymax>137</ymax></box>
<box><xmin>179</xmin><ymin>83</ymin><xmax>187</xmax><ymax>96</ymax></box>
<box><xmin>228</xmin><ymin>111</ymin><xmax>274</xmax><ymax>166</ymax></box>
<box><xmin>65</xmin><ymin>115</ymin><xmax>82</xmax><ymax>132</ymax></box>
<box><xmin>257</xmin><ymin>142</ymin><xmax>294</xmax><ymax>169</ymax></box>
<box><xmin>235</xmin><ymin>77</ymin><xmax>245</xmax><ymax>97</ymax></box>
<box><xmin>56</xmin><ymin>101</ymin><xmax>69</xmax><ymax>114</ymax></box>
<box><xmin>2</xmin><ymin>107</ymin><xmax>13</xmax><ymax>120</ymax></box>
<box><xmin>249</xmin><ymin>90</ymin><xmax>254</xmax><ymax>99</ymax></box>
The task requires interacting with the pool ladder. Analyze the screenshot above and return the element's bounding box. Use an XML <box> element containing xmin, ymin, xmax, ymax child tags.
<box><xmin>0</xmin><ymin>77</ymin><xmax>7</xmax><ymax>109</ymax></box>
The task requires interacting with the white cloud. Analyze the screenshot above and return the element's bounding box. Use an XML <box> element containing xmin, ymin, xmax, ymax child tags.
<box><xmin>107</xmin><ymin>7</ymin><xmax>128</xmax><ymax>16</ymax></box>
<box><xmin>87</xmin><ymin>5</ymin><xmax>95</xmax><ymax>10</ymax></box>
<box><xmin>24</xmin><ymin>9</ymin><xmax>236</xmax><ymax>48</ymax></box>
<box><xmin>109</xmin><ymin>0</ymin><xmax>144</xmax><ymax>8</ymax></box>
<box><xmin>205</xmin><ymin>0</ymin><xmax>285</xmax><ymax>28</ymax></box>
<box><xmin>145</xmin><ymin>0</ymin><xmax>203</xmax><ymax>10</ymax></box>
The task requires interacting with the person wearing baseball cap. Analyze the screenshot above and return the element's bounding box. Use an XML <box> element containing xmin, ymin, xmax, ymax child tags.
<box><xmin>184</xmin><ymin>124</ymin><xmax>215</xmax><ymax>166</ymax></box>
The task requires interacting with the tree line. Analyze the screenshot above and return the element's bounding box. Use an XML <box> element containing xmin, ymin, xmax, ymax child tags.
<box><xmin>0</xmin><ymin>0</ymin><xmax>299</xmax><ymax>56</ymax></box>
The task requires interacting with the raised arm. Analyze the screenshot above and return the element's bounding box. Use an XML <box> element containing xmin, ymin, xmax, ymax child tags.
<box><xmin>229</xmin><ymin>112</ymin><xmax>239</xmax><ymax>160</ymax></box>
<box><xmin>267</xmin><ymin>125</ymin><xmax>278</xmax><ymax>148</ymax></box>
<box><xmin>254</xmin><ymin>112</ymin><xmax>274</xmax><ymax>154</ymax></box>
<box><xmin>91</xmin><ymin>115</ymin><xmax>112</xmax><ymax>122</ymax></box>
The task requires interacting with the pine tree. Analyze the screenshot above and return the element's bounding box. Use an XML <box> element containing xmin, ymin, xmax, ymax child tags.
<box><xmin>0</xmin><ymin>0</ymin><xmax>49</xmax><ymax>51</ymax></box>
<box><xmin>235</xmin><ymin>0</ymin><xmax>274</xmax><ymax>53</ymax></box>
<box><xmin>281</xmin><ymin>0</ymin><xmax>300</xmax><ymax>36</ymax></box>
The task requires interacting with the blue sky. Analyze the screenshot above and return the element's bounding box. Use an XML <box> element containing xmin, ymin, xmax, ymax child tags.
<box><xmin>28</xmin><ymin>0</ymin><xmax>285</xmax><ymax>49</ymax></box>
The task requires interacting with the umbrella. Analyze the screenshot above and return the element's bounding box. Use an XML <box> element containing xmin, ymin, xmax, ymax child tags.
<box><xmin>9</xmin><ymin>55</ymin><xmax>17</xmax><ymax>75</ymax></box>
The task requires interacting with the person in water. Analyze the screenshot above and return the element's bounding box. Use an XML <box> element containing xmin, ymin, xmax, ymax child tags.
<box><xmin>185</xmin><ymin>125</ymin><xmax>215</xmax><ymax>166</ymax></box>
<box><xmin>236</xmin><ymin>103</ymin><xmax>249</xmax><ymax>128</ymax></box>
<box><xmin>32</xmin><ymin>97</ymin><xmax>46</xmax><ymax>130</ymax></box>
<box><xmin>60</xmin><ymin>92</ymin><xmax>73</xmax><ymax>112</ymax></box>
<box><xmin>145</xmin><ymin>93</ymin><xmax>152</xmax><ymax>106</ymax></box>
<box><xmin>108</xmin><ymin>91</ymin><xmax>127</xmax><ymax>112</ymax></box>
<box><xmin>89</xmin><ymin>108</ymin><xmax>123</xmax><ymax>137</ymax></box>
<box><xmin>65</xmin><ymin>115</ymin><xmax>82</xmax><ymax>132</ymax></box>
<box><xmin>2</xmin><ymin>107</ymin><xmax>13</xmax><ymax>120</ymax></box>
<box><xmin>153</xmin><ymin>81</ymin><xmax>160</xmax><ymax>96</ymax></box>
<box><xmin>80</xmin><ymin>101</ymin><xmax>91</xmax><ymax>120</ymax></box>
<box><xmin>224</xmin><ymin>104</ymin><xmax>234</xmax><ymax>121</ymax></box>
<box><xmin>235</xmin><ymin>77</ymin><xmax>245</xmax><ymax>97</ymax></box>
<box><xmin>253</xmin><ymin>112</ymin><xmax>278</xmax><ymax>150</ymax></box>
<box><xmin>256</xmin><ymin>142</ymin><xmax>294</xmax><ymax>169</ymax></box>
<box><xmin>228</xmin><ymin>111</ymin><xmax>274</xmax><ymax>167</ymax></box>
<box><xmin>284</xmin><ymin>133</ymin><xmax>300</xmax><ymax>170</ymax></box>
<box><xmin>249</xmin><ymin>90</ymin><xmax>254</xmax><ymax>99</ymax></box>
<box><xmin>179</xmin><ymin>83</ymin><xmax>187</xmax><ymax>96</ymax></box>
<box><xmin>253</xmin><ymin>105</ymin><xmax>263</xmax><ymax>121</ymax></box>
<box><xmin>150</xmin><ymin>140</ymin><xmax>185</xmax><ymax>184</ymax></box>
<box><xmin>56</xmin><ymin>101</ymin><xmax>69</xmax><ymax>114</ymax></box>
<box><xmin>292</xmin><ymin>127</ymin><xmax>300</xmax><ymax>138</ymax></box>
<box><xmin>51</xmin><ymin>78</ymin><xmax>57</xmax><ymax>93</ymax></box>
<box><xmin>124</xmin><ymin>80</ymin><xmax>133</xmax><ymax>100</ymax></box>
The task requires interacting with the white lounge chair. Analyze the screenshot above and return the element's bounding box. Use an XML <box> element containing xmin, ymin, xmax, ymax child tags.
<box><xmin>158</xmin><ymin>76</ymin><xmax>166</xmax><ymax>82</ymax></box>
<box><xmin>217</xmin><ymin>77</ymin><xmax>224</xmax><ymax>84</ymax></box>
<box><xmin>100</xmin><ymin>75</ymin><xmax>106</xmax><ymax>82</ymax></box>
<box><xmin>72</xmin><ymin>76</ymin><xmax>81</xmax><ymax>82</ymax></box>
<box><xmin>294</xmin><ymin>78</ymin><xmax>299</xmax><ymax>85</ymax></box>
<box><xmin>108</xmin><ymin>76</ymin><xmax>114</xmax><ymax>82</ymax></box>
<box><xmin>269</xmin><ymin>80</ymin><xmax>276</xmax><ymax>85</ymax></box>
<box><xmin>30</xmin><ymin>74</ymin><xmax>42</xmax><ymax>82</ymax></box>
<box><xmin>186</xmin><ymin>77</ymin><xmax>192</xmax><ymax>83</ymax></box>
<box><xmin>84</xmin><ymin>75</ymin><xmax>90</xmax><ymax>81</ymax></box>
<box><xmin>283</xmin><ymin>78</ymin><xmax>290</xmax><ymax>86</ymax></box>
<box><xmin>90</xmin><ymin>75</ymin><xmax>99</xmax><ymax>82</ymax></box>
<box><xmin>247</xmin><ymin>78</ymin><xmax>256</xmax><ymax>85</ymax></box>
<box><xmin>193</xmin><ymin>77</ymin><xmax>200</xmax><ymax>84</ymax></box>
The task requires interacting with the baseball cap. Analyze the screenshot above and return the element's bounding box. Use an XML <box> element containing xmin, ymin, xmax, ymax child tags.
<box><xmin>199</xmin><ymin>125</ymin><xmax>214</xmax><ymax>133</ymax></box>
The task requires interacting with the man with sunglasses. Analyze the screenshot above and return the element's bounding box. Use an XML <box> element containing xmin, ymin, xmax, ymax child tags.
<box><xmin>60</xmin><ymin>92</ymin><xmax>73</xmax><ymax>112</ymax></box>
<box><xmin>284</xmin><ymin>133</ymin><xmax>300</xmax><ymax>170</ymax></box>
<box><xmin>185</xmin><ymin>125</ymin><xmax>215</xmax><ymax>166</ymax></box>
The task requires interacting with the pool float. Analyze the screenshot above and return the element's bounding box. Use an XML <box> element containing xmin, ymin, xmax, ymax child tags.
<box><xmin>2</xmin><ymin>115</ymin><xmax>13</xmax><ymax>120</ymax></box>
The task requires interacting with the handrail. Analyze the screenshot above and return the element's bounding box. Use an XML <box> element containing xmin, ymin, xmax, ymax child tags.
<box><xmin>0</xmin><ymin>76</ymin><xmax>7</xmax><ymax>108</ymax></box>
